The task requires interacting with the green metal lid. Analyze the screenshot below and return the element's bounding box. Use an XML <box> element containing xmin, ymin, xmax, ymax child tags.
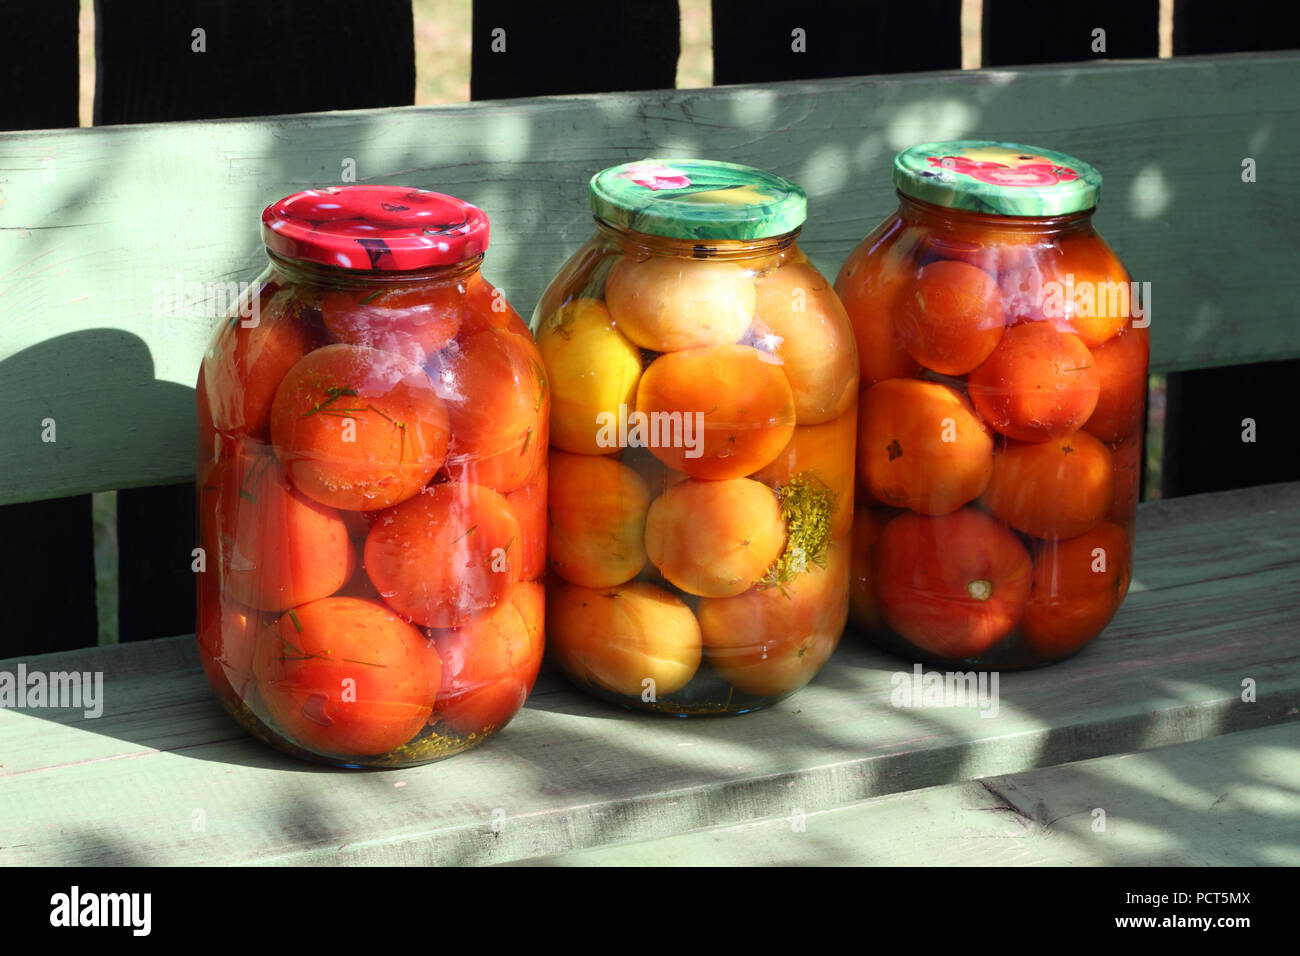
<box><xmin>589</xmin><ymin>159</ymin><xmax>807</xmax><ymax>240</ymax></box>
<box><xmin>893</xmin><ymin>141</ymin><xmax>1102</xmax><ymax>217</ymax></box>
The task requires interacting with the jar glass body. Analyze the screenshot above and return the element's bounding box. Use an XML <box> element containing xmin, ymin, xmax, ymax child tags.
<box><xmin>836</xmin><ymin>195</ymin><xmax>1147</xmax><ymax>668</ymax></box>
<box><xmin>197</xmin><ymin>254</ymin><xmax>548</xmax><ymax>767</ymax></box>
<box><xmin>531</xmin><ymin>221</ymin><xmax>859</xmax><ymax>715</ymax></box>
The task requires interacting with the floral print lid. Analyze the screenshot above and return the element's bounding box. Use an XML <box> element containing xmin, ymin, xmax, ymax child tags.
<box><xmin>589</xmin><ymin>159</ymin><xmax>807</xmax><ymax>241</ymax></box>
<box><xmin>261</xmin><ymin>185</ymin><xmax>490</xmax><ymax>271</ymax></box>
<box><xmin>893</xmin><ymin>141</ymin><xmax>1102</xmax><ymax>217</ymax></box>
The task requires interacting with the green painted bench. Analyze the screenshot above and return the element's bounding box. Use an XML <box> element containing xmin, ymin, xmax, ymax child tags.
<box><xmin>2</xmin><ymin>52</ymin><xmax>1299</xmax><ymax>865</ymax></box>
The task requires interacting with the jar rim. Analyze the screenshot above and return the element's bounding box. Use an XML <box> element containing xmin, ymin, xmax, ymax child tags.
<box><xmin>593</xmin><ymin>216</ymin><xmax>801</xmax><ymax>259</ymax></box>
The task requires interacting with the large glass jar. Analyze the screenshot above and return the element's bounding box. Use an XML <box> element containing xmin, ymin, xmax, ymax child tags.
<box><xmin>196</xmin><ymin>186</ymin><xmax>548</xmax><ymax>767</ymax></box>
<box><xmin>532</xmin><ymin>160</ymin><xmax>859</xmax><ymax>715</ymax></box>
<box><xmin>836</xmin><ymin>142</ymin><xmax>1147</xmax><ymax>668</ymax></box>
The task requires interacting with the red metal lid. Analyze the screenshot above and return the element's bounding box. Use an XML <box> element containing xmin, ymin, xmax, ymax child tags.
<box><xmin>261</xmin><ymin>185</ymin><xmax>490</xmax><ymax>271</ymax></box>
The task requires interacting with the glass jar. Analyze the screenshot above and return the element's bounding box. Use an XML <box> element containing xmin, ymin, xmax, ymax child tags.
<box><xmin>532</xmin><ymin>160</ymin><xmax>859</xmax><ymax>715</ymax></box>
<box><xmin>836</xmin><ymin>142</ymin><xmax>1147</xmax><ymax>668</ymax></box>
<box><xmin>196</xmin><ymin>185</ymin><xmax>548</xmax><ymax>767</ymax></box>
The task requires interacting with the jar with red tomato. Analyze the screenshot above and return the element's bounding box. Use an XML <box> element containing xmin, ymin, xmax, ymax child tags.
<box><xmin>532</xmin><ymin>160</ymin><xmax>858</xmax><ymax>715</ymax></box>
<box><xmin>196</xmin><ymin>186</ymin><xmax>548</xmax><ymax>767</ymax></box>
<box><xmin>837</xmin><ymin>142</ymin><xmax>1146</xmax><ymax>668</ymax></box>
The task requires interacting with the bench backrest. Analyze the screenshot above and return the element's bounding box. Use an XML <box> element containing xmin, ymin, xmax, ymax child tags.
<box><xmin>1</xmin><ymin>52</ymin><xmax>1298</xmax><ymax>507</ymax></box>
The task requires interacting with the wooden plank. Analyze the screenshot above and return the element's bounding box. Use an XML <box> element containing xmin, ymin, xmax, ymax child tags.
<box><xmin>1</xmin><ymin>484</ymin><xmax>1296</xmax><ymax>865</ymax></box>
<box><xmin>517</xmin><ymin>722</ymin><xmax>1300</xmax><ymax>865</ymax></box>
<box><xmin>1160</xmin><ymin>5</ymin><xmax>1300</xmax><ymax>499</ymax></box>
<box><xmin>1</xmin><ymin>53</ymin><xmax>1298</xmax><ymax>503</ymax></box>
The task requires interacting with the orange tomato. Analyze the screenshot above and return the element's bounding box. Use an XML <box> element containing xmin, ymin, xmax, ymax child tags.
<box><xmin>206</xmin><ymin>285</ymin><xmax>322</xmax><ymax>438</ymax></box>
<box><xmin>644</xmin><ymin>478</ymin><xmax>785</xmax><ymax>598</ymax></box>
<box><xmin>751</xmin><ymin>262</ymin><xmax>859</xmax><ymax>424</ymax></box>
<box><xmin>875</xmin><ymin>508</ymin><xmax>1032</xmax><ymax>659</ymax></box>
<box><xmin>547</xmin><ymin>579</ymin><xmax>702</xmax><ymax>698</ymax></box>
<box><xmin>857</xmin><ymin>378</ymin><xmax>993</xmax><ymax>515</ymax></box>
<box><xmin>1002</xmin><ymin>236</ymin><xmax>1131</xmax><ymax>348</ymax></box>
<box><xmin>635</xmin><ymin>344</ymin><xmax>795</xmax><ymax>480</ymax></box>
<box><xmin>252</xmin><ymin>596</ymin><xmax>441</xmax><ymax>758</ymax></box>
<box><xmin>698</xmin><ymin>536</ymin><xmax>848</xmax><ymax>697</ymax></box>
<box><xmin>834</xmin><ymin>216</ymin><xmax>922</xmax><ymax>387</ymax></box>
<box><xmin>897</xmin><ymin>259</ymin><xmax>1005</xmax><ymax>376</ymax></box>
<box><xmin>982</xmin><ymin>432</ymin><xmax>1114</xmax><ymax>539</ymax></box>
<box><xmin>431</xmin><ymin>327</ymin><xmax>548</xmax><ymax>493</ymax></box>
<box><xmin>967</xmin><ymin>321</ymin><xmax>1100</xmax><ymax>442</ymax></box>
<box><xmin>547</xmin><ymin>452</ymin><xmax>650</xmax><ymax>588</ymax></box>
<box><xmin>364</xmin><ymin>481</ymin><xmax>521</xmax><ymax>628</ymax></box>
<box><xmin>206</xmin><ymin>450</ymin><xmax>354</xmax><ymax>611</ymax></box>
<box><xmin>429</xmin><ymin>600</ymin><xmax>542</xmax><ymax>736</ymax></box>
<box><xmin>1021</xmin><ymin>521</ymin><xmax>1130</xmax><ymax>656</ymax></box>
<box><xmin>1083</xmin><ymin>324</ymin><xmax>1149</xmax><ymax>444</ymax></box>
<box><xmin>270</xmin><ymin>343</ymin><xmax>451</xmax><ymax>511</ymax></box>
<box><xmin>504</xmin><ymin>466</ymin><xmax>547</xmax><ymax>581</ymax></box>
<box><xmin>752</xmin><ymin>402</ymin><xmax>857</xmax><ymax>536</ymax></box>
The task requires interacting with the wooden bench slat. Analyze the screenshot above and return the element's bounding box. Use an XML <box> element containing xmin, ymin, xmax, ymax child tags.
<box><xmin>1</xmin><ymin>484</ymin><xmax>1297</xmax><ymax>865</ymax></box>
<box><xmin>516</xmin><ymin>722</ymin><xmax>1300</xmax><ymax>866</ymax></box>
<box><xmin>1</xmin><ymin>52</ymin><xmax>1299</xmax><ymax>502</ymax></box>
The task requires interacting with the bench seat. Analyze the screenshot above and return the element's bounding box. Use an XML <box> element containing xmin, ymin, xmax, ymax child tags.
<box><xmin>3</xmin><ymin>482</ymin><xmax>1297</xmax><ymax>866</ymax></box>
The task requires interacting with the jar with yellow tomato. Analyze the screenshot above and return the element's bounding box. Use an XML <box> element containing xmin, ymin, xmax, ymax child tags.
<box><xmin>533</xmin><ymin>160</ymin><xmax>859</xmax><ymax>714</ymax></box>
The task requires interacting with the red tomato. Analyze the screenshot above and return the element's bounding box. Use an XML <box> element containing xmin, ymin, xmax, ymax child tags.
<box><xmin>427</xmin><ymin>328</ymin><xmax>548</xmax><ymax>493</ymax></box>
<box><xmin>196</xmin><ymin>562</ymin><xmax>261</xmax><ymax>707</ymax></box>
<box><xmin>834</xmin><ymin>218</ymin><xmax>922</xmax><ymax>388</ymax></box>
<box><xmin>1083</xmin><ymin>324</ymin><xmax>1149</xmax><ymax>444</ymax></box>
<box><xmin>269</xmin><ymin>343</ymin><xmax>451</xmax><ymax>511</ymax></box>
<box><xmin>897</xmin><ymin>260</ymin><xmax>1005</xmax><ymax>376</ymax></box>
<box><xmin>1107</xmin><ymin>431</ymin><xmax>1144</xmax><ymax>524</ymax></box>
<box><xmin>1021</xmin><ymin>521</ymin><xmax>1130</xmax><ymax>657</ymax></box>
<box><xmin>429</xmin><ymin>600</ymin><xmax>543</xmax><ymax>736</ymax></box>
<box><xmin>320</xmin><ymin>281</ymin><xmax>463</xmax><ymax>365</ymax></box>
<box><xmin>875</xmin><ymin>509</ymin><xmax>1032</xmax><ymax>659</ymax></box>
<box><xmin>511</xmin><ymin>579</ymin><xmax>545</xmax><ymax>650</ymax></box>
<box><xmin>364</xmin><ymin>481</ymin><xmax>521</xmax><ymax>627</ymax></box>
<box><xmin>205</xmin><ymin>284</ymin><xmax>322</xmax><ymax>438</ymax></box>
<box><xmin>252</xmin><ymin>597</ymin><xmax>442</xmax><ymax>758</ymax></box>
<box><xmin>504</xmin><ymin>466</ymin><xmax>547</xmax><ymax>581</ymax></box>
<box><xmin>205</xmin><ymin>449</ymin><xmax>355</xmax><ymax>611</ymax></box>
<box><xmin>968</xmin><ymin>321</ymin><xmax>1100</xmax><ymax>443</ymax></box>
<box><xmin>460</xmin><ymin>272</ymin><xmax>530</xmax><ymax>338</ymax></box>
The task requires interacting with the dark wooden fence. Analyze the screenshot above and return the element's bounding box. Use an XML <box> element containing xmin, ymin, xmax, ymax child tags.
<box><xmin>1</xmin><ymin>0</ymin><xmax>1295</xmax><ymax>654</ymax></box>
